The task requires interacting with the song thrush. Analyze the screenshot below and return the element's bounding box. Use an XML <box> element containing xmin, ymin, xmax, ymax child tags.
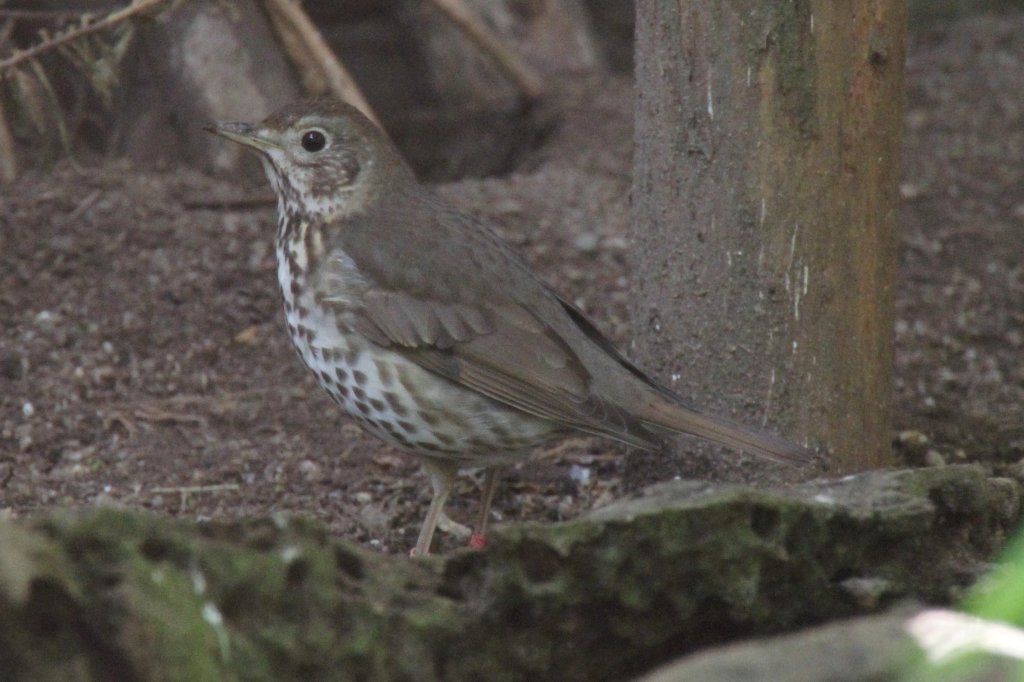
<box><xmin>207</xmin><ymin>97</ymin><xmax>815</xmax><ymax>556</ymax></box>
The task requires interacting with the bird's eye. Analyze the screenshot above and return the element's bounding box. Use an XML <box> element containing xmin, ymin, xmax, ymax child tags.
<box><xmin>301</xmin><ymin>130</ymin><xmax>327</xmax><ymax>152</ymax></box>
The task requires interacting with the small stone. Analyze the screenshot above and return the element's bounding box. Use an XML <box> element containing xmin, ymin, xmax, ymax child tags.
<box><xmin>898</xmin><ymin>430</ymin><xmax>929</xmax><ymax>446</ymax></box>
<box><xmin>572</xmin><ymin>232</ymin><xmax>600</xmax><ymax>253</ymax></box>
<box><xmin>233</xmin><ymin>325</ymin><xmax>260</xmax><ymax>345</ymax></box>
<box><xmin>359</xmin><ymin>504</ymin><xmax>389</xmax><ymax>533</ymax></box>
<box><xmin>354</xmin><ymin>491</ymin><xmax>373</xmax><ymax>504</ymax></box>
<box><xmin>297</xmin><ymin>459</ymin><xmax>323</xmax><ymax>482</ymax></box>
<box><xmin>905</xmin><ymin>109</ymin><xmax>928</xmax><ymax>130</ymax></box>
<box><xmin>493</xmin><ymin>198</ymin><xmax>523</xmax><ymax>215</ymax></box>
<box><xmin>92</xmin><ymin>490</ymin><xmax>118</xmax><ymax>507</ymax></box>
<box><xmin>604</xmin><ymin>236</ymin><xmax>629</xmax><ymax>252</ymax></box>
<box><xmin>840</xmin><ymin>577</ymin><xmax>893</xmax><ymax>609</ymax></box>
<box><xmin>899</xmin><ymin>182</ymin><xmax>922</xmax><ymax>200</ymax></box>
<box><xmin>923</xmin><ymin>450</ymin><xmax>945</xmax><ymax>467</ymax></box>
<box><xmin>569</xmin><ymin>464</ymin><xmax>591</xmax><ymax>485</ymax></box>
<box><xmin>263</xmin><ymin>463</ymin><xmax>283</xmax><ymax>482</ymax></box>
<box><xmin>21</xmin><ymin>402</ymin><xmax>34</xmax><ymax>418</ymax></box>
<box><xmin>987</xmin><ymin>477</ymin><xmax>1021</xmax><ymax>525</ymax></box>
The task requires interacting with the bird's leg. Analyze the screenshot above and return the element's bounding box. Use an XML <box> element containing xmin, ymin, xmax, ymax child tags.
<box><xmin>469</xmin><ymin>468</ymin><xmax>499</xmax><ymax>549</ymax></box>
<box><xmin>411</xmin><ymin>459</ymin><xmax>458</xmax><ymax>557</ymax></box>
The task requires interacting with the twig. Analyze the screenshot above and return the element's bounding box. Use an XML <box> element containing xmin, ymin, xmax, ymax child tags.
<box><xmin>151</xmin><ymin>483</ymin><xmax>240</xmax><ymax>513</ymax></box>
<box><xmin>260</xmin><ymin>0</ymin><xmax>380</xmax><ymax>126</ymax></box>
<box><xmin>133</xmin><ymin>407</ymin><xmax>207</xmax><ymax>427</ymax></box>
<box><xmin>427</xmin><ymin>0</ymin><xmax>544</xmax><ymax>101</ymax></box>
<box><xmin>0</xmin><ymin>0</ymin><xmax>168</xmax><ymax>73</ymax></box>
<box><xmin>62</xmin><ymin>189</ymin><xmax>102</xmax><ymax>225</ymax></box>
<box><xmin>537</xmin><ymin>437</ymin><xmax>595</xmax><ymax>460</ymax></box>
<box><xmin>102</xmin><ymin>410</ymin><xmax>138</xmax><ymax>437</ymax></box>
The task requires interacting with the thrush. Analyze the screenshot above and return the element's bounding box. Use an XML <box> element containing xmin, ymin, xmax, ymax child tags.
<box><xmin>207</xmin><ymin>97</ymin><xmax>815</xmax><ymax>556</ymax></box>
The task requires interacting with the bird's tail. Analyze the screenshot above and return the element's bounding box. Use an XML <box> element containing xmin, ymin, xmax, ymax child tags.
<box><xmin>638</xmin><ymin>397</ymin><xmax>815</xmax><ymax>465</ymax></box>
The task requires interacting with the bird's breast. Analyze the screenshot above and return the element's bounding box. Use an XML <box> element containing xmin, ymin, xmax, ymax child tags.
<box><xmin>273</xmin><ymin>235</ymin><xmax>556</xmax><ymax>461</ymax></box>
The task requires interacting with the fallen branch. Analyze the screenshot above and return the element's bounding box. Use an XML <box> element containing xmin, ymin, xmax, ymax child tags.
<box><xmin>427</xmin><ymin>0</ymin><xmax>544</xmax><ymax>101</ymax></box>
<box><xmin>260</xmin><ymin>0</ymin><xmax>380</xmax><ymax>126</ymax></box>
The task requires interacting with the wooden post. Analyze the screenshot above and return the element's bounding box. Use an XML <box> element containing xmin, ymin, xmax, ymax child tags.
<box><xmin>631</xmin><ymin>1</ymin><xmax>905</xmax><ymax>474</ymax></box>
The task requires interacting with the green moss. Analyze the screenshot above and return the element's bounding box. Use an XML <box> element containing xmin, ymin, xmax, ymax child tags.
<box><xmin>0</xmin><ymin>467</ymin><xmax>1015</xmax><ymax>681</ymax></box>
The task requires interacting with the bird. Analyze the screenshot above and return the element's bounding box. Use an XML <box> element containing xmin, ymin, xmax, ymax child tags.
<box><xmin>206</xmin><ymin>96</ymin><xmax>815</xmax><ymax>556</ymax></box>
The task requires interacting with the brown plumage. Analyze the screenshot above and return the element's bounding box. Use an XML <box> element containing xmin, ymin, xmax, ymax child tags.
<box><xmin>208</xmin><ymin>97</ymin><xmax>816</xmax><ymax>556</ymax></box>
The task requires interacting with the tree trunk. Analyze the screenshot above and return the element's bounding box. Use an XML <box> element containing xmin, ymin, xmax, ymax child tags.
<box><xmin>630</xmin><ymin>1</ymin><xmax>904</xmax><ymax>478</ymax></box>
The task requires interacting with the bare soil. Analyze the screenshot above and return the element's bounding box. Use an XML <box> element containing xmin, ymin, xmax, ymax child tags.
<box><xmin>1</xmin><ymin>14</ymin><xmax>1022</xmax><ymax>554</ymax></box>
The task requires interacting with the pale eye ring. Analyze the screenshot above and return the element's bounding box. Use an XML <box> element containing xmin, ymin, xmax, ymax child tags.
<box><xmin>301</xmin><ymin>129</ymin><xmax>327</xmax><ymax>152</ymax></box>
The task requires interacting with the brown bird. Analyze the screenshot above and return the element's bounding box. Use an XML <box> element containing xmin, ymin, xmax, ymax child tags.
<box><xmin>207</xmin><ymin>97</ymin><xmax>814</xmax><ymax>556</ymax></box>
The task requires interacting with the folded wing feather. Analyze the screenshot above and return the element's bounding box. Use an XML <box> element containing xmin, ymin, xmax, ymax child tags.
<box><xmin>356</xmin><ymin>289</ymin><xmax>655</xmax><ymax>448</ymax></box>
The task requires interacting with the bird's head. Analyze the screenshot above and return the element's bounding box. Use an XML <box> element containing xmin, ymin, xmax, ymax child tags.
<box><xmin>207</xmin><ymin>97</ymin><xmax>411</xmax><ymax>220</ymax></box>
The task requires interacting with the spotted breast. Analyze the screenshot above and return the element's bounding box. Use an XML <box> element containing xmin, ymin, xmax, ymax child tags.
<box><xmin>276</xmin><ymin>216</ymin><xmax>558</xmax><ymax>466</ymax></box>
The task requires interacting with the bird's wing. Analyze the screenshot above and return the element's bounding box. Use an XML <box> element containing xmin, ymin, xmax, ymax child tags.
<box><xmin>351</xmin><ymin>289</ymin><xmax>655</xmax><ymax>448</ymax></box>
<box><xmin>320</xmin><ymin>195</ymin><xmax>814</xmax><ymax>462</ymax></box>
<box><xmin>313</xmin><ymin>191</ymin><xmax>654</xmax><ymax>447</ymax></box>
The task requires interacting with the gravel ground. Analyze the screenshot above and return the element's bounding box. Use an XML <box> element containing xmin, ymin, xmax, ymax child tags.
<box><xmin>1</xmin><ymin>14</ymin><xmax>1022</xmax><ymax>553</ymax></box>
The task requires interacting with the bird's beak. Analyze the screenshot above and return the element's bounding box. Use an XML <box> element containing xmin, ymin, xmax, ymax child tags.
<box><xmin>203</xmin><ymin>121</ymin><xmax>278</xmax><ymax>152</ymax></box>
